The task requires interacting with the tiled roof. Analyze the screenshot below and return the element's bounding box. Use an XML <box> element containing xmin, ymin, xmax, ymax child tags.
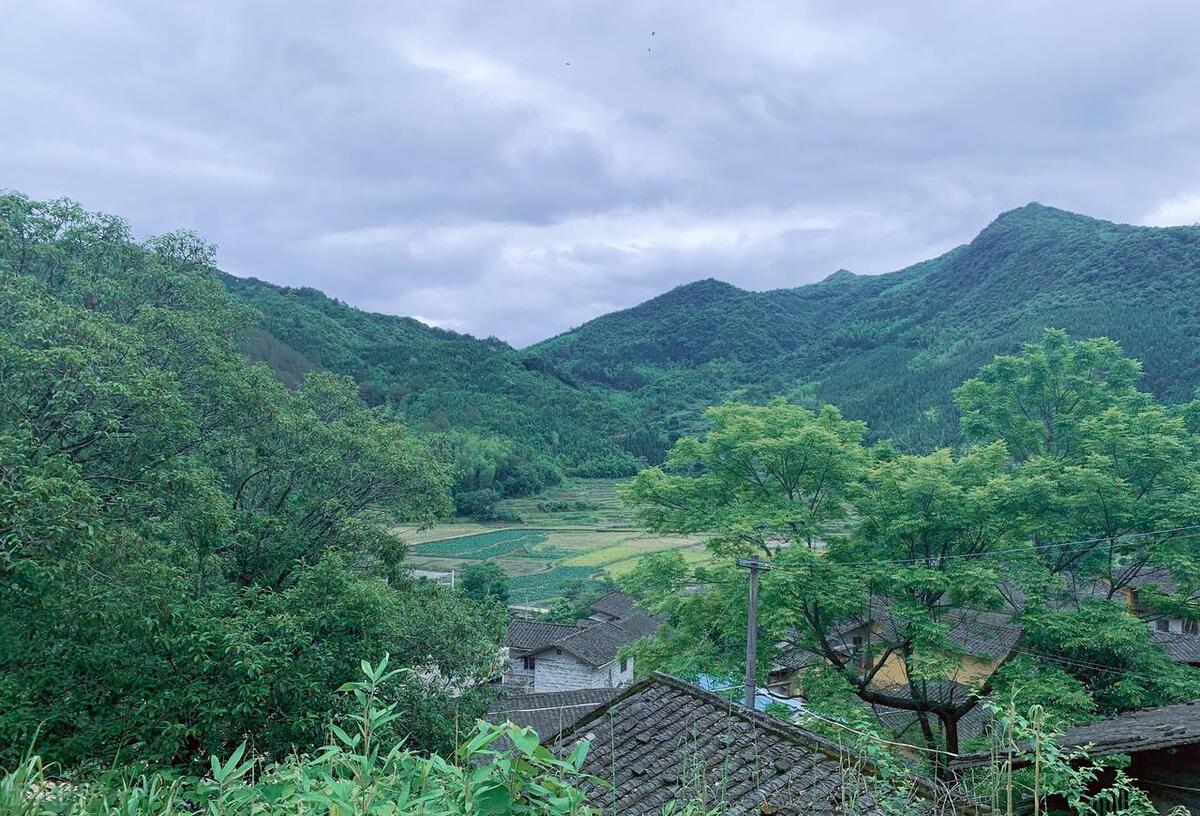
<box><xmin>508</xmin><ymin>619</ymin><xmax>586</xmax><ymax>653</ymax></box>
<box><xmin>554</xmin><ymin>621</ymin><xmax>641</xmax><ymax>666</ymax></box>
<box><xmin>1053</xmin><ymin>699</ymin><xmax>1200</xmax><ymax>755</ymax></box>
<box><xmin>955</xmin><ymin>699</ymin><xmax>1200</xmax><ymax>768</ymax></box>
<box><xmin>870</xmin><ymin>599</ymin><xmax>1020</xmax><ymax>661</ymax></box>
<box><xmin>1119</xmin><ymin>565</ymin><xmax>1178</xmax><ymax>595</ymax></box>
<box><xmin>487</xmin><ymin>688</ymin><xmax>617</xmax><ymax>739</ymax></box>
<box><xmin>612</xmin><ymin>613</ymin><xmax>661</xmax><ymax>638</ymax></box>
<box><xmin>591</xmin><ymin>591</ymin><xmax>639</xmax><ymax>620</ymax></box>
<box><xmin>774</xmin><ymin>600</ymin><xmax>1019</xmax><ymax>674</ymax></box>
<box><xmin>1151</xmin><ymin>631</ymin><xmax>1200</xmax><ymax>664</ymax></box>
<box><xmin>549</xmin><ymin>673</ymin><xmax>958</xmax><ymax>815</ymax></box>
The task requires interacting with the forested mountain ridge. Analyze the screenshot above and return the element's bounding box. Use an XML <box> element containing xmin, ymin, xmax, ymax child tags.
<box><xmin>534</xmin><ymin>204</ymin><xmax>1200</xmax><ymax>448</ymax></box>
<box><xmin>224</xmin><ymin>275</ymin><xmax>656</xmax><ymax>489</ymax></box>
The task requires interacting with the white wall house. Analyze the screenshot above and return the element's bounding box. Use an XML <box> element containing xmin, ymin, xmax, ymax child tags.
<box><xmin>503</xmin><ymin>593</ymin><xmax>659</xmax><ymax>694</ymax></box>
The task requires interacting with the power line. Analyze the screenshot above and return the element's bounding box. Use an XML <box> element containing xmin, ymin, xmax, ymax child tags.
<box><xmin>762</xmin><ymin>524</ymin><xmax>1200</xmax><ymax>570</ymax></box>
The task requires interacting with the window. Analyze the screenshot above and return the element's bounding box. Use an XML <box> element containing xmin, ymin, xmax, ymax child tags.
<box><xmin>521</xmin><ymin>656</ymin><xmax>536</xmax><ymax>671</ymax></box>
<box><xmin>620</xmin><ymin>657</ymin><xmax>629</xmax><ymax>673</ymax></box>
<box><xmin>1156</xmin><ymin>619</ymin><xmax>1170</xmax><ymax>633</ymax></box>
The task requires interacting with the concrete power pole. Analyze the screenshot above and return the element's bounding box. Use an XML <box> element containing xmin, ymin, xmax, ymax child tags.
<box><xmin>735</xmin><ymin>557</ymin><xmax>772</xmax><ymax>709</ymax></box>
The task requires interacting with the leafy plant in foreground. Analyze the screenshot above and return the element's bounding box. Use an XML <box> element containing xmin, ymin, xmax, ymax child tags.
<box><xmin>1</xmin><ymin>657</ymin><xmax>600</xmax><ymax>815</ymax></box>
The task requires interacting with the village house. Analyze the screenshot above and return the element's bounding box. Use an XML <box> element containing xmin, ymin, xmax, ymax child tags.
<box><xmin>547</xmin><ymin>672</ymin><xmax>971</xmax><ymax>815</ymax></box>
<box><xmin>1064</xmin><ymin>566</ymin><xmax>1200</xmax><ymax>667</ymax></box>
<box><xmin>503</xmin><ymin>592</ymin><xmax>661</xmax><ymax>693</ymax></box>
<box><xmin>954</xmin><ymin>699</ymin><xmax>1200</xmax><ymax>814</ymax></box>
<box><xmin>767</xmin><ymin>599</ymin><xmax>1019</xmax><ymax>747</ymax></box>
<box><xmin>769</xmin><ymin>599</ymin><xmax>1020</xmax><ymax>697</ymax></box>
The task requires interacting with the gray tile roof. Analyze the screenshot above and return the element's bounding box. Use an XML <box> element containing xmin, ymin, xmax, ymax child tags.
<box><xmin>507</xmin><ymin>619</ymin><xmax>586</xmax><ymax>653</ymax></box>
<box><xmin>773</xmin><ymin>599</ymin><xmax>1019</xmax><ymax>676</ymax></box>
<box><xmin>549</xmin><ymin>673</ymin><xmax>960</xmax><ymax>815</ymax></box>
<box><xmin>869</xmin><ymin>599</ymin><xmax>1020</xmax><ymax>661</ymax></box>
<box><xmin>1119</xmin><ymin>565</ymin><xmax>1178</xmax><ymax>595</ymax></box>
<box><xmin>611</xmin><ymin>612</ymin><xmax>661</xmax><ymax>638</ymax></box>
<box><xmin>955</xmin><ymin>699</ymin><xmax>1200</xmax><ymax>768</ymax></box>
<box><xmin>870</xmin><ymin>703</ymin><xmax>990</xmax><ymax>746</ymax></box>
<box><xmin>590</xmin><ymin>591</ymin><xmax>639</xmax><ymax>620</ymax></box>
<box><xmin>487</xmin><ymin>688</ymin><xmax>618</xmax><ymax>739</ymax></box>
<box><xmin>1052</xmin><ymin>699</ymin><xmax>1200</xmax><ymax>755</ymax></box>
<box><xmin>553</xmin><ymin>620</ymin><xmax>641</xmax><ymax>666</ymax></box>
<box><xmin>1153</xmin><ymin>631</ymin><xmax>1200</xmax><ymax>664</ymax></box>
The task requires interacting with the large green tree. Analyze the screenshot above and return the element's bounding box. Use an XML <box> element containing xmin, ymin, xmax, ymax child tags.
<box><xmin>0</xmin><ymin>193</ymin><xmax>504</xmax><ymax>768</ymax></box>
<box><xmin>621</xmin><ymin>400</ymin><xmax>867</xmax><ymax>554</ymax></box>
<box><xmin>622</xmin><ymin>330</ymin><xmax>1200</xmax><ymax>765</ymax></box>
<box><xmin>956</xmin><ymin>330</ymin><xmax>1200</xmax><ymax>599</ymax></box>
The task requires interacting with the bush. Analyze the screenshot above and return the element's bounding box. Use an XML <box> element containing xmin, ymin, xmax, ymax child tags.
<box><xmin>0</xmin><ymin>657</ymin><xmax>599</xmax><ymax>816</ymax></box>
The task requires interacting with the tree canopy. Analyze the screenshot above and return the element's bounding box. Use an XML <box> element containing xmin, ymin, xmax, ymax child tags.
<box><xmin>622</xmin><ymin>329</ymin><xmax>1200</xmax><ymax>762</ymax></box>
<box><xmin>0</xmin><ymin>193</ymin><xmax>504</xmax><ymax>768</ymax></box>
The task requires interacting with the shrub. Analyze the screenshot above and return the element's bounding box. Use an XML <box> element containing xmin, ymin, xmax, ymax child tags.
<box><xmin>0</xmin><ymin>657</ymin><xmax>600</xmax><ymax>815</ymax></box>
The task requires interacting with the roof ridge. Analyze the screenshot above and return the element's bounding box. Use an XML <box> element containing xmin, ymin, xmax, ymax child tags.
<box><xmin>514</xmin><ymin>618</ymin><xmax>588</xmax><ymax>629</ymax></box>
<box><xmin>554</xmin><ymin>618</ymin><xmax>623</xmax><ymax>643</ymax></box>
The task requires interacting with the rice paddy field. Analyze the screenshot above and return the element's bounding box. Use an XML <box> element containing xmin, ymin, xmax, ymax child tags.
<box><xmin>399</xmin><ymin>478</ymin><xmax>709</xmax><ymax>604</ymax></box>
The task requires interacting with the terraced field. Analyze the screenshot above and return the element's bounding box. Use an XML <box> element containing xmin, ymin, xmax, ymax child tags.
<box><xmin>399</xmin><ymin>479</ymin><xmax>710</xmax><ymax>604</ymax></box>
<box><xmin>413</xmin><ymin>529</ymin><xmax>549</xmax><ymax>559</ymax></box>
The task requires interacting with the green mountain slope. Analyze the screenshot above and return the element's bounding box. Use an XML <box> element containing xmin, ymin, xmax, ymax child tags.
<box><xmin>534</xmin><ymin>204</ymin><xmax>1200</xmax><ymax>447</ymax></box>
<box><xmin>225</xmin><ymin>276</ymin><xmax>655</xmax><ymax>479</ymax></box>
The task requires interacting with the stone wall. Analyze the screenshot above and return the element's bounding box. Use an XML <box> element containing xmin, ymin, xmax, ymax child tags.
<box><xmin>531</xmin><ymin>650</ymin><xmax>635</xmax><ymax>693</ymax></box>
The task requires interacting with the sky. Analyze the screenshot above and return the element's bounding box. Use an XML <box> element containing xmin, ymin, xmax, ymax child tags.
<box><xmin>3</xmin><ymin>1</ymin><xmax>1200</xmax><ymax>345</ymax></box>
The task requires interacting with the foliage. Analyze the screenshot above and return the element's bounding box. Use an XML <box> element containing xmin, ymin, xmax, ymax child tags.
<box><xmin>966</xmin><ymin>698</ymin><xmax>1185</xmax><ymax>816</ymax></box>
<box><xmin>0</xmin><ymin>192</ymin><xmax>504</xmax><ymax>769</ymax></box>
<box><xmin>460</xmin><ymin>561</ymin><xmax>510</xmax><ymax>604</ymax></box>
<box><xmin>0</xmin><ymin>657</ymin><xmax>600</xmax><ymax>816</ymax></box>
<box><xmin>228</xmin><ymin>274</ymin><xmax>649</xmax><ymax>490</ymax></box>
<box><xmin>541</xmin><ymin>575</ymin><xmax>620</xmax><ymax>624</ymax></box>
<box><xmin>1017</xmin><ymin>601</ymin><xmax>1200</xmax><ymax>713</ymax></box>
<box><xmin>534</xmin><ymin>205</ymin><xmax>1200</xmax><ymax>451</ymax></box>
<box><xmin>957</xmin><ymin>330</ymin><xmax>1200</xmax><ymax>591</ymax></box>
<box><xmin>621</xmin><ymin>330</ymin><xmax>1200</xmax><ymax>762</ymax></box>
<box><xmin>621</xmin><ymin>400</ymin><xmax>867</xmax><ymax>555</ymax></box>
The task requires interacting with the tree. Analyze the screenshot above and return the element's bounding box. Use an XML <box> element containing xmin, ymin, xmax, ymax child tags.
<box><xmin>752</xmin><ymin>443</ymin><xmax>1020</xmax><ymax>760</ymax></box>
<box><xmin>460</xmin><ymin>561</ymin><xmax>510</xmax><ymax>604</ymax></box>
<box><xmin>621</xmin><ymin>332</ymin><xmax>1200</xmax><ymax>766</ymax></box>
<box><xmin>956</xmin><ymin>329</ymin><xmax>1200</xmax><ymax>597</ymax></box>
<box><xmin>0</xmin><ymin>193</ymin><xmax>504</xmax><ymax>769</ymax></box>
<box><xmin>621</xmin><ymin>403</ymin><xmax>1018</xmax><ymax>759</ymax></box>
<box><xmin>621</xmin><ymin>400</ymin><xmax>868</xmax><ymax>555</ymax></box>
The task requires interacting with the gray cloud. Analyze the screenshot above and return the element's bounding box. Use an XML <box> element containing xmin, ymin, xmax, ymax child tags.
<box><xmin>3</xmin><ymin>0</ymin><xmax>1199</xmax><ymax>344</ymax></box>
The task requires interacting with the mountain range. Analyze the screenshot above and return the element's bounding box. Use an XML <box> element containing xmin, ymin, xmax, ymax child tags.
<box><xmin>228</xmin><ymin>202</ymin><xmax>1200</xmax><ymax>474</ymax></box>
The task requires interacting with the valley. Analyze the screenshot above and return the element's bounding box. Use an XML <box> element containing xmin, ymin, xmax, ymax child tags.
<box><xmin>400</xmin><ymin>478</ymin><xmax>710</xmax><ymax>604</ymax></box>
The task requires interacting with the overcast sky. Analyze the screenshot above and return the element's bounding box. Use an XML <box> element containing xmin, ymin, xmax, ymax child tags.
<box><xmin>4</xmin><ymin>1</ymin><xmax>1200</xmax><ymax>345</ymax></box>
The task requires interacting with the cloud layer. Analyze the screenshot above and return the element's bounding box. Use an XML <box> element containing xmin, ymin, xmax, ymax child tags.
<box><xmin>4</xmin><ymin>1</ymin><xmax>1199</xmax><ymax>344</ymax></box>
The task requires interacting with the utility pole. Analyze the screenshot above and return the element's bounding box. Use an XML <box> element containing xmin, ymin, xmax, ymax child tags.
<box><xmin>735</xmin><ymin>557</ymin><xmax>772</xmax><ymax>709</ymax></box>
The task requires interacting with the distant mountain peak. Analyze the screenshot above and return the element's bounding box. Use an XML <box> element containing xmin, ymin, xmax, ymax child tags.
<box><xmin>674</xmin><ymin>277</ymin><xmax>740</xmax><ymax>293</ymax></box>
<box><xmin>648</xmin><ymin>277</ymin><xmax>743</xmax><ymax>305</ymax></box>
<box><xmin>989</xmin><ymin>201</ymin><xmax>1102</xmax><ymax>228</ymax></box>
<box><xmin>821</xmin><ymin>268</ymin><xmax>858</xmax><ymax>283</ymax></box>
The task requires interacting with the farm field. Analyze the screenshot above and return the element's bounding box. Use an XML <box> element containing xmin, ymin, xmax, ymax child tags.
<box><xmin>398</xmin><ymin>479</ymin><xmax>708</xmax><ymax>604</ymax></box>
